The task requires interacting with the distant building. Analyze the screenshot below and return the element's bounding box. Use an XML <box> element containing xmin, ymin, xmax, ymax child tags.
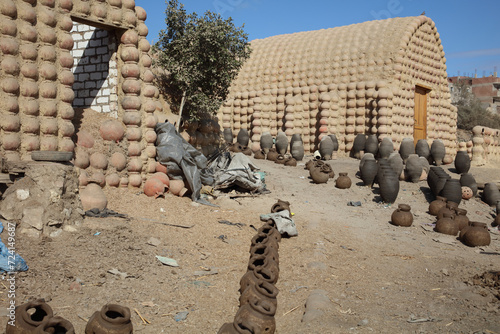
<box><xmin>448</xmin><ymin>74</ymin><xmax>500</xmax><ymax>113</ymax></box>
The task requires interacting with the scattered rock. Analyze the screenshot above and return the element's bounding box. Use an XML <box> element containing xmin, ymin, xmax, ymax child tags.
<box><xmin>22</xmin><ymin>207</ymin><xmax>44</xmax><ymax>230</ymax></box>
<box><xmin>147</xmin><ymin>237</ymin><xmax>161</xmax><ymax>247</ymax></box>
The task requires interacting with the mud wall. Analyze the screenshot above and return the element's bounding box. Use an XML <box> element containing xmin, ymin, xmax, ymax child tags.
<box><xmin>218</xmin><ymin>16</ymin><xmax>457</xmax><ymax>156</ymax></box>
<box><xmin>471</xmin><ymin>126</ymin><xmax>500</xmax><ymax>165</ymax></box>
<box><xmin>0</xmin><ymin>0</ymin><xmax>162</xmax><ymax>188</ymax></box>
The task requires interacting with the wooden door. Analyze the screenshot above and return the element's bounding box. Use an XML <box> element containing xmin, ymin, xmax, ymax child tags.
<box><xmin>414</xmin><ymin>86</ymin><xmax>428</xmax><ymax>145</ymax></box>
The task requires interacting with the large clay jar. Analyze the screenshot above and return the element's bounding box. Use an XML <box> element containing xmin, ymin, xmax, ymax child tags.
<box><xmin>435</xmin><ymin>212</ymin><xmax>459</xmax><ymax>236</ymax></box>
<box><xmin>482</xmin><ymin>182</ymin><xmax>500</xmax><ymax>207</ymax></box>
<box><xmin>260</xmin><ymin>132</ymin><xmax>273</xmax><ymax>154</ymax></box>
<box><xmin>328</xmin><ymin>134</ymin><xmax>339</xmax><ymax>153</ymax></box>
<box><xmin>275</xmin><ymin>132</ymin><xmax>288</xmax><ymax>155</ymax></box>
<box><xmin>290</xmin><ymin>136</ymin><xmax>304</xmax><ymax>161</ymax></box>
<box><xmin>379</xmin><ymin>169</ymin><xmax>399</xmax><ymax>203</ymax></box>
<box><xmin>461</xmin><ymin>222</ymin><xmax>491</xmax><ymax>247</ymax></box>
<box><xmin>460</xmin><ymin>173</ymin><xmax>478</xmax><ymax>197</ymax></box>
<box><xmin>169</xmin><ymin>179</ymin><xmax>188</xmax><ymax>197</ymax></box>
<box><xmin>428</xmin><ymin>167</ymin><xmax>450</xmax><ymax>197</ymax></box>
<box><xmin>431</xmin><ymin>139</ymin><xmax>446</xmax><ymax>166</ymax></box>
<box><xmin>405</xmin><ymin>154</ymin><xmax>423</xmax><ymax>183</ymax></box>
<box><xmin>379</xmin><ymin>137</ymin><xmax>394</xmax><ymax>159</ymax></box>
<box><xmin>399</xmin><ymin>138</ymin><xmax>415</xmax><ymax>164</ymax></box>
<box><xmin>359</xmin><ymin>153</ymin><xmax>375</xmax><ymax>172</ymax></box>
<box><xmin>237</xmin><ymin>129</ymin><xmax>250</xmax><ymax>147</ymax></box>
<box><xmin>387</xmin><ymin>152</ymin><xmax>404</xmax><ymax>180</ymax></box>
<box><xmin>454</xmin><ymin>208</ymin><xmax>469</xmax><ymax>231</ymax></box>
<box><xmin>335</xmin><ymin>172</ymin><xmax>351</xmax><ymax>189</ymax></box>
<box><xmin>6</xmin><ymin>299</ymin><xmax>53</xmax><ymax>334</ymax></box>
<box><xmin>351</xmin><ymin>134</ymin><xmax>366</xmax><ymax>159</ymax></box>
<box><xmin>365</xmin><ymin>134</ymin><xmax>378</xmax><ymax>156</ymax></box>
<box><xmin>223</xmin><ymin>128</ymin><xmax>233</xmax><ymax>144</ymax></box>
<box><xmin>319</xmin><ymin>136</ymin><xmax>334</xmax><ymax>160</ymax></box>
<box><xmin>289</xmin><ymin>134</ymin><xmax>302</xmax><ymax>152</ymax></box>
<box><xmin>391</xmin><ymin>204</ymin><xmax>413</xmax><ymax>227</ymax></box>
<box><xmin>360</xmin><ymin>158</ymin><xmax>378</xmax><ymax>187</ymax></box>
<box><xmin>80</xmin><ymin>183</ymin><xmax>107</xmax><ymax>211</ymax></box>
<box><xmin>35</xmin><ymin>316</ymin><xmax>75</xmax><ymax>334</ymax></box>
<box><xmin>428</xmin><ymin>196</ymin><xmax>447</xmax><ymax>216</ymax></box>
<box><xmin>440</xmin><ymin>179</ymin><xmax>462</xmax><ymax>205</ymax></box>
<box><xmin>85</xmin><ymin>304</ymin><xmax>133</xmax><ymax>334</ymax></box>
<box><xmin>454</xmin><ymin>151</ymin><xmax>470</xmax><ymax>174</ymax></box>
<box><xmin>415</xmin><ymin>139</ymin><xmax>430</xmax><ymax>161</ymax></box>
<box><xmin>310</xmin><ymin>165</ymin><xmax>330</xmax><ymax>184</ymax></box>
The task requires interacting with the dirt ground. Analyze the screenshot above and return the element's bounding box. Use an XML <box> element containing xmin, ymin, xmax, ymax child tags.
<box><xmin>1</xmin><ymin>151</ymin><xmax>500</xmax><ymax>333</ymax></box>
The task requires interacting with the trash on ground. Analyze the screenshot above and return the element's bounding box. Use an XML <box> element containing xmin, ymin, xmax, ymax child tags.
<box><xmin>85</xmin><ymin>208</ymin><xmax>128</xmax><ymax>219</ymax></box>
<box><xmin>0</xmin><ymin>221</ymin><xmax>28</xmax><ymax>272</ymax></box>
<box><xmin>156</xmin><ymin>255</ymin><xmax>179</xmax><ymax>267</ymax></box>
<box><xmin>174</xmin><ymin>311</ymin><xmax>189</xmax><ymax>322</ymax></box>
<box><xmin>194</xmin><ymin>267</ymin><xmax>219</xmax><ymax>276</ymax></box>
<box><xmin>347</xmin><ymin>201</ymin><xmax>362</xmax><ymax>207</ymax></box>
<box><xmin>107</xmin><ymin>268</ymin><xmax>132</xmax><ymax>279</ymax></box>
<box><xmin>260</xmin><ymin>210</ymin><xmax>298</xmax><ymax>237</ymax></box>
<box><xmin>218</xmin><ymin>220</ymin><xmax>245</xmax><ymax>228</ymax></box>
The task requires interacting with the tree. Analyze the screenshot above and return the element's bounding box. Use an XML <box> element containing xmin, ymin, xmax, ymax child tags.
<box><xmin>454</xmin><ymin>80</ymin><xmax>500</xmax><ymax>130</ymax></box>
<box><xmin>153</xmin><ymin>0</ymin><xmax>251</xmax><ymax>128</ymax></box>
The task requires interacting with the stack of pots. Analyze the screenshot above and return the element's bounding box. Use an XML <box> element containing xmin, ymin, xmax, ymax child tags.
<box><xmin>218</xmin><ymin>204</ymin><xmax>283</xmax><ymax>333</ymax></box>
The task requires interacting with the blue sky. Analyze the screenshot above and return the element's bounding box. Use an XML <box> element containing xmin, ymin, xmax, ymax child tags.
<box><xmin>135</xmin><ymin>0</ymin><xmax>500</xmax><ymax>78</ymax></box>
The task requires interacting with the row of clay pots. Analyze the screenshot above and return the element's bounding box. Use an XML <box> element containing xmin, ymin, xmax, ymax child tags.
<box><xmin>6</xmin><ymin>299</ymin><xmax>132</xmax><ymax>334</ymax></box>
<box><xmin>305</xmin><ymin>159</ymin><xmax>352</xmax><ymax>189</ymax></box>
<box><xmin>143</xmin><ymin>170</ymin><xmax>188</xmax><ymax>198</ymax></box>
<box><xmin>218</xmin><ymin>201</ymin><xmax>285</xmax><ymax>333</ymax></box>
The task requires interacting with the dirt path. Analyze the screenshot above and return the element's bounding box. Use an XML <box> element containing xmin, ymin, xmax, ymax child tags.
<box><xmin>1</xmin><ymin>154</ymin><xmax>499</xmax><ymax>333</ymax></box>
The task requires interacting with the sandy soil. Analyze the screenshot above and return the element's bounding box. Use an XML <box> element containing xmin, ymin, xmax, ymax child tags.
<box><xmin>1</xmin><ymin>150</ymin><xmax>499</xmax><ymax>333</ymax></box>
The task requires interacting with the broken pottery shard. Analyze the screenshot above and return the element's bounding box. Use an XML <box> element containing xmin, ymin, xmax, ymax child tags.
<box><xmin>156</xmin><ymin>256</ymin><xmax>179</xmax><ymax>267</ymax></box>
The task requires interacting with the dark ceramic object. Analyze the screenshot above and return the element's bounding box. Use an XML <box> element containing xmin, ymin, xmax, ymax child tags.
<box><xmin>365</xmin><ymin>134</ymin><xmax>378</xmax><ymax>156</ymax></box>
<box><xmin>435</xmin><ymin>212</ymin><xmax>459</xmax><ymax>236</ymax></box>
<box><xmin>482</xmin><ymin>182</ymin><xmax>500</xmax><ymax>207</ymax></box>
<box><xmin>329</xmin><ymin>134</ymin><xmax>339</xmax><ymax>152</ymax></box>
<box><xmin>387</xmin><ymin>152</ymin><xmax>404</xmax><ymax>179</ymax></box>
<box><xmin>461</xmin><ymin>222</ymin><xmax>491</xmax><ymax>247</ymax></box>
<box><xmin>254</xmin><ymin>150</ymin><xmax>265</xmax><ymax>159</ymax></box>
<box><xmin>284</xmin><ymin>157</ymin><xmax>297</xmax><ymax>166</ymax></box>
<box><xmin>85</xmin><ymin>304</ymin><xmax>133</xmax><ymax>334</ymax></box>
<box><xmin>266</xmin><ymin>148</ymin><xmax>278</xmax><ymax>162</ymax></box>
<box><xmin>6</xmin><ymin>299</ymin><xmax>53</xmax><ymax>334</ymax></box>
<box><xmin>359</xmin><ymin>153</ymin><xmax>375</xmax><ymax>172</ymax></box>
<box><xmin>319</xmin><ymin>136</ymin><xmax>334</xmax><ymax>160</ymax></box>
<box><xmin>271</xmin><ymin>200</ymin><xmax>290</xmax><ymax>215</ymax></box>
<box><xmin>260</xmin><ymin>132</ymin><xmax>273</xmax><ymax>154</ymax></box>
<box><xmin>351</xmin><ymin>134</ymin><xmax>366</xmax><ymax>159</ymax></box>
<box><xmin>405</xmin><ymin>154</ymin><xmax>422</xmax><ymax>183</ymax></box>
<box><xmin>239</xmin><ymin>279</ymin><xmax>279</xmax><ymax>308</ymax></box>
<box><xmin>335</xmin><ymin>172</ymin><xmax>351</xmax><ymax>189</ymax></box>
<box><xmin>391</xmin><ymin>204</ymin><xmax>413</xmax><ymax>227</ymax></box>
<box><xmin>35</xmin><ymin>316</ymin><xmax>75</xmax><ymax>334</ymax></box>
<box><xmin>233</xmin><ymin>296</ymin><xmax>276</xmax><ymax>334</ymax></box>
<box><xmin>415</xmin><ymin>139</ymin><xmax>430</xmax><ymax>161</ymax></box>
<box><xmin>290</xmin><ymin>136</ymin><xmax>304</xmax><ymax>161</ymax></box>
<box><xmin>237</xmin><ymin>129</ymin><xmax>250</xmax><ymax>147</ymax></box>
<box><xmin>440</xmin><ymin>179</ymin><xmax>462</xmax><ymax>205</ymax></box>
<box><xmin>430</xmin><ymin>140</ymin><xmax>446</xmax><ymax>166</ymax></box>
<box><xmin>428</xmin><ymin>196</ymin><xmax>447</xmax><ymax>216</ymax></box>
<box><xmin>379</xmin><ymin>137</ymin><xmax>394</xmax><ymax>159</ymax></box>
<box><xmin>454</xmin><ymin>208</ymin><xmax>469</xmax><ymax>231</ymax></box>
<box><xmin>379</xmin><ymin>168</ymin><xmax>399</xmax><ymax>203</ymax></box>
<box><xmin>454</xmin><ymin>151</ymin><xmax>470</xmax><ymax>174</ymax></box>
<box><xmin>275</xmin><ymin>132</ymin><xmax>288</xmax><ymax>155</ymax></box>
<box><xmin>460</xmin><ymin>173</ymin><xmax>478</xmax><ymax>197</ymax></box>
<box><xmin>360</xmin><ymin>158</ymin><xmax>378</xmax><ymax>187</ymax></box>
<box><xmin>437</xmin><ymin>201</ymin><xmax>459</xmax><ymax>220</ymax></box>
<box><xmin>399</xmin><ymin>138</ymin><xmax>415</xmax><ymax>163</ymax></box>
<box><xmin>223</xmin><ymin>128</ymin><xmax>233</xmax><ymax>144</ymax></box>
<box><xmin>310</xmin><ymin>165</ymin><xmax>330</xmax><ymax>184</ymax></box>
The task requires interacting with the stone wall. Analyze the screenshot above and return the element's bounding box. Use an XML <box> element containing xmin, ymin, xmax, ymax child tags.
<box><xmin>71</xmin><ymin>22</ymin><xmax>119</xmax><ymax>116</ymax></box>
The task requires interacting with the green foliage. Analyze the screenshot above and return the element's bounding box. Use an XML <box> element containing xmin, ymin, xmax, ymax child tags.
<box><xmin>454</xmin><ymin>81</ymin><xmax>500</xmax><ymax>130</ymax></box>
<box><xmin>153</xmin><ymin>0</ymin><xmax>251</xmax><ymax>121</ymax></box>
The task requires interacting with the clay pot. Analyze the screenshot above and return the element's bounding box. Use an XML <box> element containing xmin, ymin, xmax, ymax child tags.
<box><xmin>482</xmin><ymin>182</ymin><xmax>500</xmax><ymax>207</ymax></box>
<box><xmin>266</xmin><ymin>148</ymin><xmax>278</xmax><ymax>162</ymax></box>
<box><xmin>310</xmin><ymin>165</ymin><xmax>330</xmax><ymax>184</ymax></box>
<box><xmin>454</xmin><ymin>208</ymin><xmax>469</xmax><ymax>231</ymax></box>
<box><xmin>437</xmin><ymin>201</ymin><xmax>459</xmax><ymax>220</ymax></box>
<box><xmin>143</xmin><ymin>177</ymin><xmax>165</xmax><ymax>198</ymax></box>
<box><xmin>365</xmin><ymin>134</ymin><xmax>378</xmax><ymax>156</ymax></box>
<box><xmin>6</xmin><ymin>299</ymin><xmax>53</xmax><ymax>334</ymax></box>
<box><xmin>233</xmin><ymin>296</ymin><xmax>276</xmax><ymax>334</ymax></box>
<box><xmin>260</xmin><ymin>132</ymin><xmax>273</xmax><ymax>153</ymax></box>
<box><xmin>351</xmin><ymin>134</ymin><xmax>366</xmax><ymax>159</ymax></box>
<box><xmin>290</xmin><ymin>138</ymin><xmax>304</xmax><ymax>161</ymax></box>
<box><xmin>440</xmin><ymin>179</ymin><xmax>462</xmax><ymax>205</ymax></box>
<box><xmin>428</xmin><ymin>167</ymin><xmax>450</xmax><ymax>197</ymax></box>
<box><xmin>85</xmin><ymin>304</ymin><xmax>133</xmax><ymax>334</ymax></box>
<box><xmin>379</xmin><ymin>169</ymin><xmax>399</xmax><ymax>203</ymax></box>
<box><xmin>431</xmin><ymin>139</ymin><xmax>446</xmax><ymax>166</ymax></box>
<box><xmin>99</xmin><ymin>120</ymin><xmax>125</xmax><ymax>142</ymax></box>
<box><xmin>271</xmin><ymin>199</ymin><xmax>291</xmax><ymax>215</ymax></box>
<box><xmin>459</xmin><ymin>173</ymin><xmax>477</xmax><ymax>197</ymax></box>
<box><xmin>80</xmin><ymin>183</ymin><xmax>107</xmax><ymax>211</ymax></box>
<box><xmin>169</xmin><ymin>179</ymin><xmax>188</xmax><ymax>197</ymax></box>
<box><xmin>242</xmin><ymin>146</ymin><xmax>252</xmax><ymax>156</ymax></box>
<box><xmin>328</xmin><ymin>134</ymin><xmax>339</xmax><ymax>152</ymax></box>
<box><xmin>391</xmin><ymin>204</ymin><xmax>413</xmax><ymax>227</ymax></box>
<box><xmin>275</xmin><ymin>132</ymin><xmax>288</xmax><ymax>155</ymax></box>
<box><xmin>415</xmin><ymin>139</ymin><xmax>430</xmax><ymax>161</ymax></box>
<box><xmin>275</xmin><ymin>154</ymin><xmax>286</xmax><ymax>164</ymax></box>
<box><xmin>462</xmin><ymin>186</ymin><xmax>473</xmax><ymax>200</ymax></box>
<box><xmin>223</xmin><ymin>128</ymin><xmax>233</xmax><ymax>144</ymax></box>
<box><xmin>35</xmin><ymin>316</ymin><xmax>75</xmax><ymax>334</ymax></box>
<box><xmin>335</xmin><ymin>172</ymin><xmax>351</xmax><ymax>189</ymax></box>
<box><xmin>387</xmin><ymin>152</ymin><xmax>404</xmax><ymax>180</ymax></box>
<box><xmin>428</xmin><ymin>196</ymin><xmax>447</xmax><ymax>216</ymax></box>
<box><xmin>461</xmin><ymin>222</ymin><xmax>491</xmax><ymax>247</ymax></box>
<box><xmin>319</xmin><ymin>136</ymin><xmax>334</xmax><ymax>160</ymax></box>
<box><xmin>379</xmin><ymin>137</ymin><xmax>394</xmax><ymax>159</ymax></box>
<box><xmin>151</xmin><ymin>172</ymin><xmax>170</xmax><ymax>187</ymax></box>
<box><xmin>155</xmin><ymin>162</ymin><xmax>168</xmax><ymax>174</ymax></box>
<box><xmin>454</xmin><ymin>151</ymin><xmax>470</xmax><ymax>174</ymax></box>
<box><xmin>239</xmin><ymin>279</ymin><xmax>279</xmax><ymax>308</ymax></box>
<box><xmin>284</xmin><ymin>157</ymin><xmax>297</xmax><ymax>167</ymax></box>
<box><xmin>405</xmin><ymin>154</ymin><xmax>422</xmax><ymax>183</ymax></box>
<box><xmin>237</xmin><ymin>129</ymin><xmax>250</xmax><ymax>147</ymax></box>
<box><xmin>254</xmin><ymin>150</ymin><xmax>265</xmax><ymax>159</ymax></box>
<box><xmin>399</xmin><ymin>138</ymin><xmax>415</xmax><ymax>163</ymax></box>
<box><xmin>435</xmin><ymin>212</ymin><xmax>459</xmax><ymax>236</ymax></box>
<box><xmin>360</xmin><ymin>158</ymin><xmax>378</xmax><ymax>187</ymax></box>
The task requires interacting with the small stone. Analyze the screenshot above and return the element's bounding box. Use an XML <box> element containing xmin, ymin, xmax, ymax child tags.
<box><xmin>49</xmin><ymin>229</ymin><xmax>63</xmax><ymax>238</ymax></box>
<box><xmin>63</xmin><ymin>226</ymin><xmax>78</xmax><ymax>233</ymax></box>
<box><xmin>147</xmin><ymin>237</ymin><xmax>161</xmax><ymax>247</ymax></box>
<box><xmin>22</xmin><ymin>207</ymin><xmax>44</xmax><ymax>230</ymax></box>
<box><xmin>20</xmin><ymin>227</ymin><xmax>41</xmax><ymax>238</ymax></box>
<box><xmin>16</xmin><ymin>189</ymin><xmax>30</xmax><ymax>200</ymax></box>
<box><xmin>48</xmin><ymin>220</ymin><xmax>62</xmax><ymax>227</ymax></box>
<box><xmin>358</xmin><ymin>319</ymin><xmax>369</xmax><ymax>326</ymax></box>
<box><xmin>441</xmin><ymin>268</ymin><xmax>449</xmax><ymax>276</ymax></box>
<box><xmin>69</xmin><ymin>281</ymin><xmax>82</xmax><ymax>291</ymax></box>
